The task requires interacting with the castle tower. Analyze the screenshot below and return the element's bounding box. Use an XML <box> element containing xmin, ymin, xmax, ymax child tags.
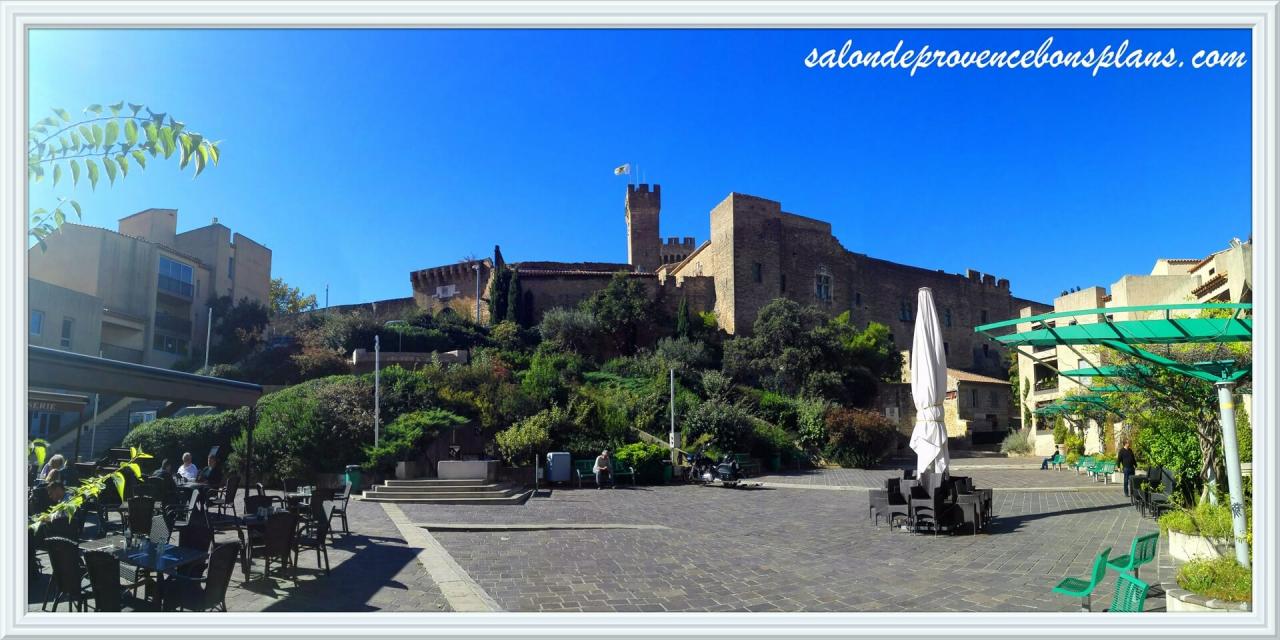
<box><xmin>626</xmin><ymin>183</ymin><xmax>661</xmax><ymax>272</ymax></box>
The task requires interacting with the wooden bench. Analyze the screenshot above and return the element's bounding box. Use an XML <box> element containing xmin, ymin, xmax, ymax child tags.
<box><xmin>733</xmin><ymin>453</ymin><xmax>760</xmax><ymax>477</ymax></box>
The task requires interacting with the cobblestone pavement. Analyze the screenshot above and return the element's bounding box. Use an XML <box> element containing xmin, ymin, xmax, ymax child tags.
<box><xmin>410</xmin><ymin>483</ymin><xmax>1165</xmax><ymax>613</ymax></box>
<box><xmin>752</xmin><ymin>465</ymin><xmax>1113</xmax><ymax>490</ymax></box>
<box><xmin>28</xmin><ymin>490</ymin><xmax>452</xmax><ymax>613</ymax></box>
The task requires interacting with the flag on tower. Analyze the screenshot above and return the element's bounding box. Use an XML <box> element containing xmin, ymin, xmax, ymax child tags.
<box><xmin>613</xmin><ymin>163</ymin><xmax>631</xmax><ymax>176</ymax></box>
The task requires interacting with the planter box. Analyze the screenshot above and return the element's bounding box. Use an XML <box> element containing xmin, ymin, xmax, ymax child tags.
<box><xmin>438</xmin><ymin>459</ymin><xmax>498</xmax><ymax>481</ymax></box>
<box><xmin>1164</xmin><ymin>585</ymin><xmax>1250</xmax><ymax>612</ymax></box>
<box><xmin>395</xmin><ymin>461</ymin><xmax>420</xmax><ymax>480</ymax></box>
<box><xmin>1169</xmin><ymin>530</ymin><xmax>1234</xmax><ymax>562</ymax></box>
<box><xmin>1109</xmin><ymin>472</ymin><xmax>1125</xmax><ymax>484</ymax></box>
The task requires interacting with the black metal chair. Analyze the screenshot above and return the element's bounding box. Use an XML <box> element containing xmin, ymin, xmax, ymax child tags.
<box><xmin>83</xmin><ymin>550</ymin><xmax>150</xmax><ymax>612</ymax></box>
<box><xmin>127</xmin><ymin>497</ymin><xmax>155</xmax><ymax>537</ymax></box>
<box><xmin>253</xmin><ymin>510</ymin><xmax>298</xmax><ymax>579</ymax></box>
<box><xmin>166</xmin><ymin>542</ymin><xmax>241</xmax><ymax>612</ymax></box>
<box><xmin>294</xmin><ymin>502</ymin><xmax>333</xmax><ymax>575</ymax></box>
<box><xmin>177</xmin><ymin>521</ymin><xmax>215</xmax><ymax>579</ymax></box>
<box><xmin>329</xmin><ymin>483</ymin><xmax>351</xmax><ymax>537</ymax></box>
<box><xmin>42</xmin><ymin>536</ymin><xmax>87</xmax><ymax>611</ymax></box>
<box><xmin>208</xmin><ymin>475</ymin><xmax>240</xmax><ymax>518</ymax></box>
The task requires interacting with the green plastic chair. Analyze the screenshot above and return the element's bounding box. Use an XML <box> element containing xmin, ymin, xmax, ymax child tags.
<box><xmin>1106</xmin><ymin>571</ymin><xmax>1150</xmax><ymax>612</ymax></box>
<box><xmin>1073</xmin><ymin>456</ymin><xmax>1095</xmax><ymax>475</ymax></box>
<box><xmin>1052</xmin><ymin>547</ymin><xmax>1111</xmax><ymax>611</ymax></box>
<box><xmin>1107</xmin><ymin>532</ymin><xmax>1159</xmax><ymax>580</ymax></box>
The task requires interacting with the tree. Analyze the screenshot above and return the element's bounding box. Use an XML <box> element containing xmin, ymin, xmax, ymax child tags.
<box><xmin>28</xmin><ymin>102</ymin><xmax>220</xmax><ymax>247</ymax></box>
<box><xmin>269</xmin><ymin>277</ymin><xmax>318</xmax><ymax>316</ymax></box>
<box><xmin>675</xmin><ymin>296</ymin><xmax>691</xmax><ymax>338</ymax></box>
<box><xmin>205</xmin><ymin>296</ymin><xmax>270</xmax><ymax>365</ymax></box>
<box><xmin>487</xmin><ymin>265</ymin><xmax>512</xmax><ymax>324</ymax></box>
<box><xmin>581</xmin><ymin>271</ymin><xmax>652</xmax><ymax>355</ymax></box>
<box><xmin>505</xmin><ymin>269</ymin><xmax>523</xmax><ymax>324</ymax></box>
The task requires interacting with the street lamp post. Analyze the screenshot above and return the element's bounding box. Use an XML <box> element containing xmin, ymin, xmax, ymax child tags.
<box><xmin>374</xmin><ymin>335</ymin><xmax>381</xmax><ymax>448</ymax></box>
<box><xmin>473</xmin><ymin>264</ymin><xmax>481</xmax><ymax>324</ymax></box>
<box><xmin>1216</xmin><ymin>381</ymin><xmax>1250</xmax><ymax>566</ymax></box>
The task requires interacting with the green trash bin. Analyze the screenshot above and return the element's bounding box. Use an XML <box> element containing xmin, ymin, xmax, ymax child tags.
<box><xmin>769</xmin><ymin>452</ymin><xmax>782</xmax><ymax>472</ymax></box>
<box><xmin>344</xmin><ymin>465</ymin><xmax>363</xmax><ymax>491</ymax></box>
<box><xmin>661</xmin><ymin>461</ymin><xmax>673</xmax><ymax>484</ymax></box>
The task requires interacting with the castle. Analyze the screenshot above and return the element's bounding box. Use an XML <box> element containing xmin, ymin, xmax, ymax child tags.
<box><xmin>408</xmin><ymin>183</ymin><xmax>1049</xmax><ymax>375</ymax></box>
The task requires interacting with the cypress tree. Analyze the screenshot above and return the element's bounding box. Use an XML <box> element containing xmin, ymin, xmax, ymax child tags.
<box><xmin>676</xmin><ymin>295</ymin><xmax>690</xmax><ymax>338</ymax></box>
<box><xmin>487</xmin><ymin>266</ymin><xmax>510</xmax><ymax>324</ymax></box>
<box><xmin>505</xmin><ymin>269</ymin><xmax>522</xmax><ymax>324</ymax></box>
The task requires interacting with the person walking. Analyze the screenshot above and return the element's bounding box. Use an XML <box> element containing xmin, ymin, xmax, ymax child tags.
<box><xmin>1117</xmin><ymin>440</ymin><xmax>1138</xmax><ymax>497</ymax></box>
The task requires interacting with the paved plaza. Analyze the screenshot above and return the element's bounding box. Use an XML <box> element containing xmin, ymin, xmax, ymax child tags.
<box><xmin>28</xmin><ymin>458</ymin><xmax>1171</xmax><ymax>614</ymax></box>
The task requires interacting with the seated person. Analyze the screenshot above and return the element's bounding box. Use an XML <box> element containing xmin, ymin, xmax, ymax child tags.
<box><xmin>177</xmin><ymin>452</ymin><xmax>199</xmax><ymax>483</ymax></box>
<box><xmin>39</xmin><ymin>454</ymin><xmax>65</xmax><ymax>483</ymax></box>
<box><xmin>593</xmin><ymin>449</ymin><xmax>613</xmax><ymax>489</ymax></box>
<box><xmin>198</xmin><ymin>454</ymin><xmax>224</xmax><ymax>488</ymax></box>
<box><xmin>1041</xmin><ymin>446</ymin><xmax>1061</xmax><ymax>470</ymax></box>
<box><xmin>152</xmin><ymin>459</ymin><xmax>180</xmax><ymax>503</ymax></box>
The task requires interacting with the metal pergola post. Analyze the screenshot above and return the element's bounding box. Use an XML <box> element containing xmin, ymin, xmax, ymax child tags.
<box><xmin>1215</xmin><ymin>381</ymin><xmax>1250</xmax><ymax>566</ymax></box>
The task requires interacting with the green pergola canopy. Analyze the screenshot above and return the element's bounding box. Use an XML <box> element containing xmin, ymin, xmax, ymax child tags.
<box><xmin>976</xmin><ymin>303</ymin><xmax>1251</xmax><ymax>383</ymax></box>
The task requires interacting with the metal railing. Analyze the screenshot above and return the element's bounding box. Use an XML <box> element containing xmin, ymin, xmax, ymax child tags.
<box><xmin>154</xmin><ymin>312</ymin><xmax>192</xmax><ymax>335</ymax></box>
<box><xmin>99</xmin><ymin>343</ymin><xmax>144</xmax><ymax>364</ymax></box>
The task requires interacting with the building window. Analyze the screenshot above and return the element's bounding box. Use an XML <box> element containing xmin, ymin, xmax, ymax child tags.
<box><xmin>752</xmin><ymin>262</ymin><xmax>763</xmax><ymax>283</ymax></box>
<box><xmin>988</xmin><ymin>390</ymin><xmax>998</xmax><ymax>408</ymax></box>
<box><xmin>980</xmin><ymin>309</ymin><xmax>989</xmax><ymax>324</ymax></box>
<box><xmin>971</xmin><ymin>390</ymin><xmax>979</xmax><ymax>407</ymax></box>
<box><xmin>152</xmin><ymin>333</ymin><xmax>190</xmax><ymax>355</ymax></box>
<box><xmin>899</xmin><ymin>300</ymin><xmax>912</xmax><ymax>322</ymax></box>
<box><xmin>982</xmin><ymin>343</ymin><xmax>990</xmax><ymax>357</ymax></box>
<box><xmin>944</xmin><ymin>308</ymin><xmax>952</xmax><ymax>327</ymax></box>
<box><xmin>943</xmin><ymin>342</ymin><xmax>949</xmax><ymax>356</ymax></box>
<box><xmin>30</xmin><ymin>309</ymin><xmax>44</xmax><ymax>336</ymax></box>
<box><xmin>815</xmin><ymin>270</ymin><xmax>832</xmax><ymax>302</ymax></box>
<box><xmin>854</xmin><ymin>292</ymin><xmax>862</xmax><ymax>307</ymax></box>
<box><xmin>59</xmin><ymin>317</ymin><xmax>73</xmax><ymax>349</ymax></box>
<box><xmin>158</xmin><ymin>256</ymin><xmax>195</xmax><ymax>297</ymax></box>
<box><xmin>780</xmin><ymin>273</ymin><xmax>786</xmax><ymax>293</ymax></box>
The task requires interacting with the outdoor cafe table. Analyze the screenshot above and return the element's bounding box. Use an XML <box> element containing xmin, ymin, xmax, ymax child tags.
<box><xmin>82</xmin><ymin>535</ymin><xmax>208</xmax><ymax>609</ymax></box>
<box><xmin>206</xmin><ymin>507</ymin><xmax>296</xmax><ymax>579</ymax></box>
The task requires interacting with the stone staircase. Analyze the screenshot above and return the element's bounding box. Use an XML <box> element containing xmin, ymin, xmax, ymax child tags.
<box><xmin>360</xmin><ymin>479</ymin><xmax>532</xmax><ymax>505</ymax></box>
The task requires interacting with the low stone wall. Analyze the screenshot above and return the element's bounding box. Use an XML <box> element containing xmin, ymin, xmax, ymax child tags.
<box><xmin>1164</xmin><ymin>585</ymin><xmax>1250</xmax><ymax>612</ymax></box>
<box><xmin>1168</xmin><ymin>530</ymin><xmax>1234</xmax><ymax>562</ymax></box>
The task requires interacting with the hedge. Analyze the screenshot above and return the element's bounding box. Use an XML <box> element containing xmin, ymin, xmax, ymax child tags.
<box><xmin>122</xmin><ymin>407</ymin><xmax>250</xmax><ymax>471</ymax></box>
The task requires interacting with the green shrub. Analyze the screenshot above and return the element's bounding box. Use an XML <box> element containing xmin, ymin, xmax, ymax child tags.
<box><xmin>756</xmin><ymin>392</ymin><xmax>798</xmax><ymax>430</ymax></box>
<box><xmin>999</xmin><ymin>429</ymin><xmax>1034</xmax><ymax>456</ymax></box>
<box><xmin>1062</xmin><ymin>433</ymin><xmax>1085</xmax><ymax>456</ymax></box>
<box><xmin>494</xmin><ymin>410</ymin><xmax>555</xmax><ymax>465</ymax></box>
<box><xmin>521</xmin><ymin>349</ymin><xmax>584</xmax><ymax>404</ymax></box>
<box><xmin>538</xmin><ymin>307</ymin><xmax>600</xmax><ymax>355</ymax></box>
<box><xmin>1159</xmin><ymin>499</ymin><xmax>1251</xmax><ymax>546</ymax></box>
<box><xmin>823</xmin><ymin>407</ymin><xmax>897</xmax><ymax>468</ymax></box>
<box><xmin>1176</xmin><ymin>556</ymin><xmax>1252</xmax><ymax>603</ymax></box>
<box><xmin>795</xmin><ymin>396</ymin><xmax>829</xmax><ymax>454</ymax></box>
<box><xmin>748</xmin><ymin>418</ymin><xmax>795</xmax><ymax>460</ymax></box>
<box><xmin>363</xmin><ymin>409</ymin><xmax>468</xmax><ymax>475</ymax></box>
<box><xmin>683</xmin><ymin>400</ymin><xmax>753</xmax><ymax>453</ymax></box>
<box><xmin>124</xmin><ymin>408</ymin><xmax>250</xmax><ymax>471</ymax></box>
<box><xmin>1052</xmin><ymin>417</ymin><xmax>1068</xmax><ymax>445</ymax></box>
<box><xmin>614</xmin><ymin>442</ymin><xmax>668</xmax><ymax>483</ymax></box>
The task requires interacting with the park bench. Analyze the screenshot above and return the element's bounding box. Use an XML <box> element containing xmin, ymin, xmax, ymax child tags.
<box><xmin>1052</xmin><ymin>546</ymin><xmax>1111</xmax><ymax>611</ymax></box>
<box><xmin>1107</xmin><ymin>532</ymin><xmax>1159</xmax><ymax>581</ymax></box>
<box><xmin>1090</xmin><ymin>460</ymin><xmax>1117</xmax><ymax>483</ymax></box>
<box><xmin>733</xmin><ymin>453</ymin><xmax>761</xmax><ymax>477</ymax></box>
<box><xmin>573</xmin><ymin>458</ymin><xmax>636</xmax><ymax>487</ymax></box>
<box><xmin>1071</xmin><ymin>455</ymin><xmax>1095</xmax><ymax>475</ymax></box>
<box><xmin>1046</xmin><ymin>452</ymin><xmax>1065</xmax><ymax>470</ymax></box>
<box><xmin>611</xmin><ymin>458</ymin><xmax>636</xmax><ymax>485</ymax></box>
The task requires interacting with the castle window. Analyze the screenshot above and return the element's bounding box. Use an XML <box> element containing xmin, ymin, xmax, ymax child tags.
<box><xmin>855</xmin><ymin>292</ymin><xmax>862</xmax><ymax>307</ymax></box>
<box><xmin>899</xmin><ymin>300</ymin><xmax>912</xmax><ymax>322</ymax></box>
<box><xmin>982</xmin><ymin>343</ymin><xmax>990</xmax><ymax>357</ymax></box>
<box><xmin>752</xmin><ymin>262</ymin><xmax>763</xmax><ymax>283</ymax></box>
<box><xmin>980</xmin><ymin>309</ymin><xmax>989</xmax><ymax>324</ymax></box>
<box><xmin>814</xmin><ymin>270</ymin><xmax>831</xmax><ymax>302</ymax></box>
<box><xmin>944</xmin><ymin>308</ymin><xmax>952</xmax><ymax>327</ymax></box>
<box><xmin>780</xmin><ymin>273</ymin><xmax>786</xmax><ymax>293</ymax></box>
<box><xmin>943</xmin><ymin>342</ymin><xmax>949</xmax><ymax>356</ymax></box>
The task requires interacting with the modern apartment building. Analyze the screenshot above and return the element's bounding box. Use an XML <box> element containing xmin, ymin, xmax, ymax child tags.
<box><xmin>28</xmin><ymin>209</ymin><xmax>272</xmax><ymax>370</ymax></box>
<box><xmin>1014</xmin><ymin>238</ymin><xmax>1252</xmax><ymax>455</ymax></box>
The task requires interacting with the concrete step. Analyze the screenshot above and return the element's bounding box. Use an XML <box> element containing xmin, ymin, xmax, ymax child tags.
<box><xmin>364</xmin><ymin>489</ymin><xmax>520</xmax><ymax>500</ymax></box>
<box><xmin>383</xmin><ymin>478</ymin><xmax>499</xmax><ymax>487</ymax></box>
<box><xmin>375</xmin><ymin>482</ymin><xmax>506</xmax><ymax>492</ymax></box>
<box><xmin>358</xmin><ymin>489</ymin><xmax>533</xmax><ymax>505</ymax></box>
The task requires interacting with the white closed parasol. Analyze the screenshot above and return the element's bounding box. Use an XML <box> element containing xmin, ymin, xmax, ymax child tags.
<box><xmin>908</xmin><ymin>287</ymin><xmax>950</xmax><ymax>476</ymax></box>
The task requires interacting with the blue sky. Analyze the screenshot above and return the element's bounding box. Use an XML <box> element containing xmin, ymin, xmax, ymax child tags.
<box><xmin>28</xmin><ymin>28</ymin><xmax>1251</xmax><ymax>307</ymax></box>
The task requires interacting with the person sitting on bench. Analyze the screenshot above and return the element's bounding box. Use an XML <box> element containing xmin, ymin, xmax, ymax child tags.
<box><xmin>593</xmin><ymin>449</ymin><xmax>613</xmax><ymax>489</ymax></box>
<box><xmin>1041</xmin><ymin>446</ymin><xmax>1061</xmax><ymax>470</ymax></box>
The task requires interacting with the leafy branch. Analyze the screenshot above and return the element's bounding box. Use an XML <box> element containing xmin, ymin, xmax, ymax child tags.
<box><xmin>28</xmin><ymin>101</ymin><xmax>222</xmax><ymax>247</ymax></box>
<box><xmin>28</xmin><ymin>438</ymin><xmax>51</xmax><ymax>468</ymax></box>
<box><xmin>29</xmin><ymin>446</ymin><xmax>154</xmax><ymax>533</ymax></box>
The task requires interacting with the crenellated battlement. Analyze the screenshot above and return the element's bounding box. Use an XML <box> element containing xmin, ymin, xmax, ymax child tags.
<box><xmin>965</xmin><ymin>268</ymin><xmax>1010</xmax><ymax>289</ymax></box>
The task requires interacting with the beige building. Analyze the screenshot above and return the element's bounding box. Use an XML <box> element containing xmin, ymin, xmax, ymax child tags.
<box><xmin>1015</xmin><ymin>239</ymin><xmax>1252</xmax><ymax>455</ymax></box>
<box><xmin>28</xmin><ymin>209</ymin><xmax>272</xmax><ymax>369</ymax></box>
<box><xmin>877</xmin><ymin>362</ymin><xmax>1015</xmax><ymax>447</ymax></box>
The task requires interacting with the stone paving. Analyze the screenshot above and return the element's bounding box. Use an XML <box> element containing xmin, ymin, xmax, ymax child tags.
<box><xmin>408</xmin><ymin>478</ymin><xmax>1166</xmax><ymax>613</ymax></box>
<box><xmin>28</xmin><ymin>460</ymin><xmax>1167</xmax><ymax>614</ymax></box>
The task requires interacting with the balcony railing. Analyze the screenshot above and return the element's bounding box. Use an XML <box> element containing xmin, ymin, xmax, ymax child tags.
<box><xmin>100</xmin><ymin>343</ymin><xmax>144</xmax><ymax>364</ymax></box>
<box><xmin>154</xmin><ymin>312</ymin><xmax>193</xmax><ymax>336</ymax></box>
<box><xmin>157</xmin><ymin>274</ymin><xmax>194</xmax><ymax>299</ymax></box>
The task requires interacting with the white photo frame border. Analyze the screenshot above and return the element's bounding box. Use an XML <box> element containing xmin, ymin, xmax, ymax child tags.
<box><xmin>1</xmin><ymin>1</ymin><xmax>1273</xmax><ymax>638</ymax></box>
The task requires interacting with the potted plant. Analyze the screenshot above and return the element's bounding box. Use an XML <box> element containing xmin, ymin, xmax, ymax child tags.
<box><xmin>1166</xmin><ymin>556</ymin><xmax>1252</xmax><ymax>612</ymax></box>
<box><xmin>1160</xmin><ymin>500</ymin><xmax>1251</xmax><ymax>562</ymax></box>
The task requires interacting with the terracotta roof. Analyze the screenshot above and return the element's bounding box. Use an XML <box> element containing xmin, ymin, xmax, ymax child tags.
<box><xmin>947</xmin><ymin>369</ymin><xmax>1008</xmax><ymax>385</ymax></box>
<box><xmin>1191</xmin><ymin>272</ymin><xmax>1229</xmax><ymax>297</ymax></box>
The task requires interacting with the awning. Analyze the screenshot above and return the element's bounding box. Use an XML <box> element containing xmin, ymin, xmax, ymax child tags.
<box><xmin>29</xmin><ymin>346</ymin><xmax>262</xmax><ymax>408</ymax></box>
<box><xmin>28</xmin><ymin>389</ymin><xmax>89</xmax><ymax>412</ymax></box>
